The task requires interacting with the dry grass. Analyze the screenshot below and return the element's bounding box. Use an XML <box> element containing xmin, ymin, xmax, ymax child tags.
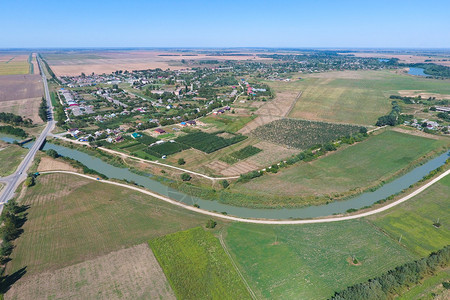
<box><xmin>5</xmin><ymin>244</ymin><xmax>175</xmax><ymax>300</ymax></box>
<box><xmin>0</xmin><ymin>74</ymin><xmax>44</xmax><ymax>123</ymax></box>
<box><xmin>37</xmin><ymin>157</ymin><xmax>78</xmax><ymax>172</ymax></box>
<box><xmin>6</xmin><ymin>173</ymin><xmax>208</xmax><ymax>278</ymax></box>
<box><xmin>398</xmin><ymin>90</ymin><xmax>450</xmax><ymax>99</ymax></box>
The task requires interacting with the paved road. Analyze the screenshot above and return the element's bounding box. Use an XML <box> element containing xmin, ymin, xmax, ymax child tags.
<box><xmin>0</xmin><ymin>55</ymin><xmax>55</xmax><ymax>206</ymax></box>
<box><xmin>40</xmin><ymin>168</ymin><xmax>450</xmax><ymax>224</ymax></box>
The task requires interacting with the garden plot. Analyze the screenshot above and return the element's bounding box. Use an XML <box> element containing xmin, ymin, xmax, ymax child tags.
<box><xmin>252</xmin><ymin>118</ymin><xmax>362</xmax><ymax>149</ymax></box>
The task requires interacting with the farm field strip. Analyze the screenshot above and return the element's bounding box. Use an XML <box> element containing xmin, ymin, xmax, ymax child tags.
<box><xmin>6</xmin><ymin>173</ymin><xmax>208</xmax><ymax>277</ymax></box>
<box><xmin>235</xmin><ymin>130</ymin><xmax>449</xmax><ymax>203</ymax></box>
<box><xmin>149</xmin><ymin>227</ymin><xmax>252</xmax><ymax>299</ymax></box>
<box><xmin>6</xmin><ymin>244</ymin><xmax>176</xmax><ymax>300</ymax></box>
<box><xmin>368</xmin><ymin>175</ymin><xmax>450</xmax><ymax>257</ymax></box>
<box><xmin>251</xmin><ymin>118</ymin><xmax>363</xmax><ymax>150</ymax></box>
<box><xmin>38</xmin><ymin>167</ymin><xmax>450</xmax><ymax>225</ymax></box>
<box><xmin>281</xmin><ymin>70</ymin><xmax>450</xmax><ymax>125</ymax></box>
<box><xmin>225</xmin><ymin>220</ymin><xmax>415</xmax><ymax>299</ymax></box>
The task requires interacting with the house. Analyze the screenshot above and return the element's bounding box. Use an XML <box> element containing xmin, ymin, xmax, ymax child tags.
<box><xmin>180</xmin><ymin>122</ymin><xmax>187</xmax><ymax>127</ymax></box>
<box><xmin>187</xmin><ymin>120</ymin><xmax>196</xmax><ymax>126</ymax></box>
<box><xmin>154</xmin><ymin>128</ymin><xmax>166</xmax><ymax>134</ymax></box>
<box><xmin>131</xmin><ymin>132</ymin><xmax>142</xmax><ymax>139</ymax></box>
<box><xmin>115</xmin><ymin>136</ymin><xmax>124</xmax><ymax>142</ymax></box>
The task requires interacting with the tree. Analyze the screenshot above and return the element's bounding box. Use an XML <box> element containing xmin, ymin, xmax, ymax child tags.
<box><xmin>221</xmin><ymin>180</ymin><xmax>229</xmax><ymax>188</ymax></box>
<box><xmin>181</xmin><ymin>173</ymin><xmax>191</xmax><ymax>181</ymax></box>
<box><xmin>46</xmin><ymin>149</ymin><xmax>59</xmax><ymax>158</ymax></box>
<box><xmin>178</xmin><ymin>158</ymin><xmax>186</xmax><ymax>165</ymax></box>
<box><xmin>24</xmin><ymin>176</ymin><xmax>34</xmax><ymax>187</ymax></box>
<box><xmin>206</xmin><ymin>219</ymin><xmax>217</xmax><ymax>228</ymax></box>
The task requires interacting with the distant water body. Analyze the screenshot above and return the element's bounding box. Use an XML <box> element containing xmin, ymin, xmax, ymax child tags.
<box><xmin>408</xmin><ymin>67</ymin><xmax>431</xmax><ymax>77</ymax></box>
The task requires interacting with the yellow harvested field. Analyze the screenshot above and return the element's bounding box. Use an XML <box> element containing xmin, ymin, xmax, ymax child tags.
<box><xmin>37</xmin><ymin>157</ymin><xmax>78</xmax><ymax>172</ymax></box>
<box><xmin>0</xmin><ymin>54</ymin><xmax>30</xmax><ymax>75</ymax></box>
<box><xmin>5</xmin><ymin>244</ymin><xmax>175</xmax><ymax>300</ymax></box>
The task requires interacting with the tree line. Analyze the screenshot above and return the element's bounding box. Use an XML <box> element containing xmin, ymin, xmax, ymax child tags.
<box><xmin>0</xmin><ymin>112</ymin><xmax>32</xmax><ymax>127</ymax></box>
<box><xmin>38</xmin><ymin>97</ymin><xmax>48</xmax><ymax>122</ymax></box>
<box><xmin>376</xmin><ymin>101</ymin><xmax>413</xmax><ymax>126</ymax></box>
<box><xmin>0</xmin><ymin>125</ymin><xmax>27</xmax><ymax>139</ymax></box>
<box><xmin>330</xmin><ymin>245</ymin><xmax>450</xmax><ymax>300</ymax></box>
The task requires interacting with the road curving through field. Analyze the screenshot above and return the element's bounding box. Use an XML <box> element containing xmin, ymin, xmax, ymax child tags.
<box><xmin>39</xmin><ymin>169</ymin><xmax>450</xmax><ymax>225</ymax></box>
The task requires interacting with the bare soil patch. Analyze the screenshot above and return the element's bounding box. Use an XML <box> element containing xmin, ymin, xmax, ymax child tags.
<box><xmin>246</xmin><ymin>141</ymin><xmax>298</xmax><ymax>166</ymax></box>
<box><xmin>0</xmin><ymin>97</ymin><xmax>43</xmax><ymax>123</ymax></box>
<box><xmin>5</xmin><ymin>243</ymin><xmax>175</xmax><ymax>300</ymax></box>
<box><xmin>346</xmin><ymin>257</ymin><xmax>362</xmax><ymax>266</ymax></box>
<box><xmin>0</xmin><ymin>74</ymin><xmax>43</xmax><ymax>101</ymax></box>
<box><xmin>398</xmin><ymin>90</ymin><xmax>450</xmax><ymax>100</ymax></box>
<box><xmin>391</xmin><ymin>127</ymin><xmax>442</xmax><ymax>140</ymax></box>
<box><xmin>37</xmin><ymin>157</ymin><xmax>78</xmax><ymax>172</ymax></box>
<box><xmin>221</xmin><ymin>161</ymin><xmax>259</xmax><ymax>176</ymax></box>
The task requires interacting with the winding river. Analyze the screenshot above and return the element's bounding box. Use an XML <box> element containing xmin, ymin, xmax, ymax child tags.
<box><xmin>1</xmin><ymin>135</ymin><xmax>449</xmax><ymax>219</ymax></box>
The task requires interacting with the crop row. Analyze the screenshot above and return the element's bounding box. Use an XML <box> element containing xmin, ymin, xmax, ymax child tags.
<box><xmin>175</xmin><ymin>131</ymin><xmax>247</xmax><ymax>153</ymax></box>
<box><xmin>252</xmin><ymin>119</ymin><xmax>364</xmax><ymax>149</ymax></box>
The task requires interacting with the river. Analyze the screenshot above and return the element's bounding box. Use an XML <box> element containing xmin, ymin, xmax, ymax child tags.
<box><xmin>1</xmin><ymin>135</ymin><xmax>449</xmax><ymax>219</ymax></box>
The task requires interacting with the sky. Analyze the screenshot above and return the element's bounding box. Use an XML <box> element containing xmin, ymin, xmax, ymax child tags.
<box><xmin>1</xmin><ymin>0</ymin><xmax>449</xmax><ymax>48</ymax></box>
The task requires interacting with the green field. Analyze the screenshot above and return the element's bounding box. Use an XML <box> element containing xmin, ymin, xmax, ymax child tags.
<box><xmin>149</xmin><ymin>227</ymin><xmax>251</xmax><ymax>300</ymax></box>
<box><xmin>0</xmin><ymin>56</ymin><xmax>30</xmax><ymax>75</ymax></box>
<box><xmin>369</xmin><ymin>175</ymin><xmax>450</xmax><ymax>257</ymax></box>
<box><xmin>0</xmin><ymin>143</ymin><xmax>28</xmax><ymax>176</ymax></box>
<box><xmin>202</xmin><ymin>114</ymin><xmax>256</xmax><ymax>133</ymax></box>
<box><xmin>272</xmin><ymin>70</ymin><xmax>450</xmax><ymax>125</ymax></box>
<box><xmin>225</xmin><ymin>220</ymin><xmax>414</xmax><ymax>299</ymax></box>
<box><xmin>7</xmin><ymin>173</ymin><xmax>208</xmax><ymax>277</ymax></box>
<box><xmin>234</xmin><ymin>130</ymin><xmax>448</xmax><ymax>206</ymax></box>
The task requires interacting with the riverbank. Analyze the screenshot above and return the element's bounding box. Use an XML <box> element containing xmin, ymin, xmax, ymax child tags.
<box><xmin>38</xmin><ymin>166</ymin><xmax>450</xmax><ymax>224</ymax></box>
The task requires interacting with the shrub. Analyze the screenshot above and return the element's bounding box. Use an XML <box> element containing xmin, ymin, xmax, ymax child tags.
<box><xmin>181</xmin><ymin>173</ymin><xmax>192</xmax><ymax>181</ymax></box>
<box><xmin>178</xmin><ymin>158</ymin><xmax>186</xmax><ymax>165</ymax></box>
<box><xmin>46</xmin><ymin>149</ymin><xmax>59</xmax><ymax>158</ymax></box>
<box><xmin>221</xmin><ymin>180</ymin><xmax>229</xmax><ymax>188</ymax></box>
<box><xmin>206</xmin><ymin>219</ymin><xmax>217</xmax><ymax>228</ymax></box>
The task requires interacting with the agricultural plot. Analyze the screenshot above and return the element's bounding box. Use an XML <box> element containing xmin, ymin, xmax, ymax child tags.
<box><xmin>202</xmin><ymin>114</ymin><xmax>256</xmax><ymax>133</ymax></box>
<box><xmin>234</xmin><ymin>130</ymin><xmax>448</xmax><ymax>206</ymax></box>
<box><xmin>149</xmin><ymin>227</ymin><xmax>251</xmax><ymax>300</ymax></box>
<box><xmin>0</xmin><ymin>54</ymin><xmax>30</xmax><ymax>75</ymax></box>
<box><xmin>0</xmin><ymin>74</ymin><xmax>44</xmax><ymax>123</ymax></box>
<box><xmin>145</xmin><ymin>141</ymin><xmax>190</xmax><ymax>157</ymax></box>
<box><xmin>279</xmin><ymin>70</ymin><xmax>450</xmax><ymax>125</ymax></box>
<box><xmin>225</xmin><ymin>220</ymin><xmax>414</xmax><ymax>300</ymax></box>
<box><xmin>6</xmin><ymin>173</ymin><xmax>207</xmax><ymax>278</ymax></box>
<box><xmin>138</xmin><ymin>133</ymin><xmax>159</xmax><ymax>145</ymax></box>
<box><xmin>252</xmin><ymin>118</ymin><xmax>363</xmax><ymax>149</ymax></box>
<box><xmin>176</xmin><ymin>131</ymin><xmax>247</xmax><ymax>153</ymax></box>
<box><xmin>6</xmin><ymin>244</ymin><xmax>176</xmax><ymax>300</ymax></box>
<box><xmin>369</xmin><ymin>175</ymin><xmax>450</xmax><ymax>257</ymax></box>
<box><xmin>221</xmin><ymin>145</ymin><xmax>262</xmax><ymax>164</ymax></box>
<box><xmin>0</xmin><ymin>142</ymin><xmax>28</xmax><ymax>176</ymax></box>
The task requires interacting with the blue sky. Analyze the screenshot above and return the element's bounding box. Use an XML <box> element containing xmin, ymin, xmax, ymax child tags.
<box><xmin>1</xmin><ymin>0</ymin><xmax>449</xmax><ymax>48</ymax></box>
